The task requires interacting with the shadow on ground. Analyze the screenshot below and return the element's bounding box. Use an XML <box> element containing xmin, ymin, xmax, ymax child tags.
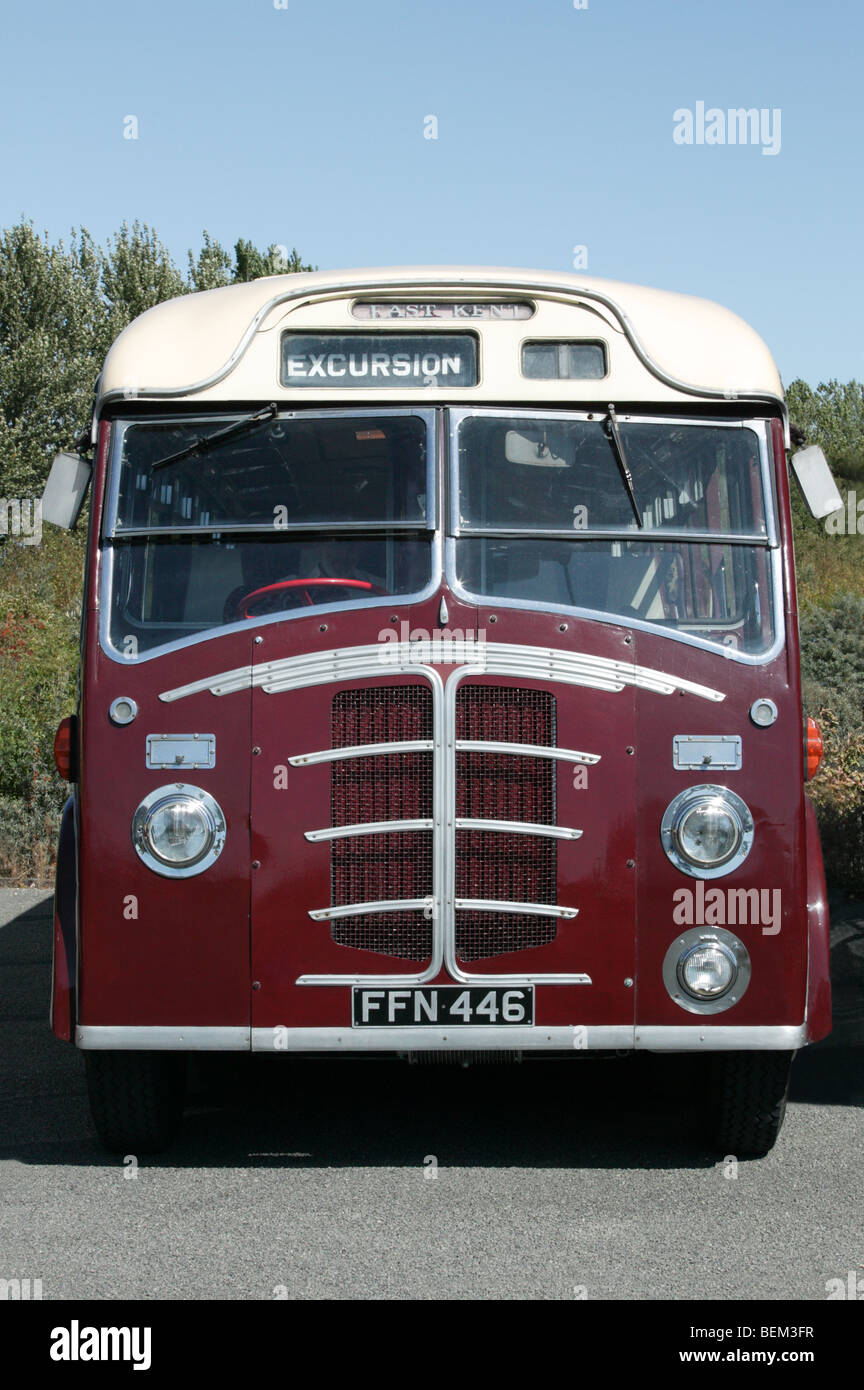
<box><xmin>1</xmin><ymin>890</ymin><xmax>862</xmax><ymax>1171</ymax></box>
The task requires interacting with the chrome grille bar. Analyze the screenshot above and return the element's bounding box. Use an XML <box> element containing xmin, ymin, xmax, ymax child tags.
<box><xmin>309</xmin><ymin>898</ymin><xmax>433</xmax><ymax>922</ymax></box>
<box><xmin>455</xmin><ymin>818</ymin><xmax>581</xmax><ymax>840</ymax></box>
<box><xmin>455</xmin><ymin>898</ymin><xmax>578</xmax><ymax>920</ymax></box>
<box><xmin>289</xmin><ymin>739</ymin><xmax>432</xmax><ymax>767</ymax></box>
<box><xmin>305</xmin><ymin>818</ymin><xmax>433</xmax><ymax>842</ymax></box>
<box><xmin>455</xmin><ymin>739</ymin><xmax>599</xmax><ymax>765</ymax></box>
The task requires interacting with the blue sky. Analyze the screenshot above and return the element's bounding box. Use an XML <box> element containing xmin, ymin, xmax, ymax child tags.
<box><xmin>1</xmin><ymin>0</ymin><xmax>861</xmax><ymax>385</ymax></box>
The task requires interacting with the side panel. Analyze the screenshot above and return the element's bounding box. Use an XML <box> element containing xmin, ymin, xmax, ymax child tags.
<box><xmin>50</xmin><ymin>796</ymin><xmax>78</xmax><ymax>1041</ymax></box>
<box><xmin>804</xmin><ymin>794</ymin><xmax>831</xmax><ymax>1042</ymax></box>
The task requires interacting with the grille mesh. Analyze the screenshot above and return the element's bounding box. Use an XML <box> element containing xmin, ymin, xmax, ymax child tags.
<box><xmin>455</xmin><ymin>687</ymin><xmax>557</xmax><ymax>961</ymax></box>
<box><xmin>330</xmin><ymin>687</ymin><xmax>432</xmax><ymax>959</ymax></box>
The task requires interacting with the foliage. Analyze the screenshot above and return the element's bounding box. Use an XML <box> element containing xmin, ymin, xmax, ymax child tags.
<box><xmin>0</xmin><ymin>221</ymin><xmax>313</xmax><ymax>881</ymax></box>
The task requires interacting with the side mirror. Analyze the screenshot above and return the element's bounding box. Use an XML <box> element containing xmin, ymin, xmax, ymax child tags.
<box><xmin>504</xmin><ymin>430</ymin><xmax>567</xmax><ymax>468</ymax></box>
<box><xmin>789</xmin><ymin>445</ymin><xmax>843</xmax><ymax>520</ymax></box>
<box><xmin>41</xmin><ymin>452</ymin><xmax>92</xmax><ymax>530</ymax></box>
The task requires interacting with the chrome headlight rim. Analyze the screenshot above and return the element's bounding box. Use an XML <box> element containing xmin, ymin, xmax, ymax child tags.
<box><xmin>132</xmin><ymin>783</ymin><xmax>226</xmax><ymax>878</ymax></box>
<box><xmin>660</xmin><ymin>784</ymin><xmax>754</xmax><ymax>879</ymax></box>
<box><xmin>662</xmin><ymin>926</ymin><xmax>752</xmax><ymax>1015</ymax></box>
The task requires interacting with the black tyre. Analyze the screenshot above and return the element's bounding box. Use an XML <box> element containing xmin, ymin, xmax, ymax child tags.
<box><xmin>707</xmin><ymin>1050</ymin><xmax>794</xmax><ymax>1157</ymax></box>
<box><xmin>84</xmin><ymin>1051</ymin><xmax>186</xmax><ymax>1154</ymax></box>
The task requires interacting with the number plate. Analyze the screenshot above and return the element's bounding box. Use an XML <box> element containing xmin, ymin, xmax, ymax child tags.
<box><xmin>352</xmin><ymin>986</ymin><xmax>533</xmax><ymax>1027</ymax></box>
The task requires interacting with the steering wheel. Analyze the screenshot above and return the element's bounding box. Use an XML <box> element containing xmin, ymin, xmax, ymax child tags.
<box><xmin>228</xmin><ymin>577</ymin><xmax>386</xmax><ymax>621</ymax></box>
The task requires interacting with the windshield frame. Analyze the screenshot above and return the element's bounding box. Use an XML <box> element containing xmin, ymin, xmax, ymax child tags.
<box><xmin>99</xmin><ymin>406</ymin><xmax>441</xmax><ymax>664</ymax></box>
<box><xmin>447</xmin><ymin>406</ymin><xmax>784</xmax><ymax>667</ymax></box>
<box><xmin>448</xmin><ymin>406</ymin><xmax>779</xmax><ymax>546</ymax></box>
<box><xmin>102</xmin><ymin>406</ymin><xmax>437</xmax><ymax>539</ymax></box>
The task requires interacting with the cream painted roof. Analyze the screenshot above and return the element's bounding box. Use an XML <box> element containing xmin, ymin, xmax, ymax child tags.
<box><xmin>98</xmin><ymin>265</ymin><xmax>784</xmax><ymax>409</ymax></box>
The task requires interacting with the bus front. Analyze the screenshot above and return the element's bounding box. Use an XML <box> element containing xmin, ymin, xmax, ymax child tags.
<box><xmin>49</xmin><ymin>269</ymin><xmax>831</xmax><ymax>1154</ymax></box>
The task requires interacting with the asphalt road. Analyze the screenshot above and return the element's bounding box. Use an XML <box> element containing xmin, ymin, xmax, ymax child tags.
<box><xmin>1</xmin><ymin>887</ymin><xmax>862</xmax><ymax>1301</ymax></box>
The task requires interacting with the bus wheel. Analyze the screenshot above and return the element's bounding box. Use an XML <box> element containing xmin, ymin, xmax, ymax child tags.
<box><xmin>84</xmin><ymin>1052</ymin><xmax>186</xmax><ymax>1154</ymax></box>
<box><xmin>707</xmin><ymin>1051</ymin><xmax>794</xmax><ymax>1157</ymax></box>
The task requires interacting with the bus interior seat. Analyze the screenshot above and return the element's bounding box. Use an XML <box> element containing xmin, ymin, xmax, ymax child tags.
<box><xmin>183</xmin><ymin>544</ymin><xmax>245</xmax><ymax>622</ymax></box>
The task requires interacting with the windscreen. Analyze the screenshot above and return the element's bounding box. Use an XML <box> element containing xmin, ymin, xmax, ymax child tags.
<box><xmin>105</xmin><ymin>413</ymin><xmax>433</xmax><ymax>656</ymax></box>
<box><xmin>453</xmin><ymin>412</ymin><xmax>776</xmax><ymax>657</ymax></box>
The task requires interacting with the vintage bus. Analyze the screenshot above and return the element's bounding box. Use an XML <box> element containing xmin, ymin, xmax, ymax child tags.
<box><xmin>43</xmin><ymin>266</ymin><xmax>839</xmax><ymax>1156</ymax></box>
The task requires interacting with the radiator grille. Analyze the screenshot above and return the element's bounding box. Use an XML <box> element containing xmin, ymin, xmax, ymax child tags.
<box><xmin>455</xmin><ymin>686</ymin><xmax>557</xmax><ymax>961</ymax></box>
<box><xmin>330</xmin><ymin>687</ymin><xmax>432</xmax><ymax>959</ymax></box>
<box><xmin>327</xmin><ymin>683</ymin><xmax>559</xmax><ymax>963</ymax></box>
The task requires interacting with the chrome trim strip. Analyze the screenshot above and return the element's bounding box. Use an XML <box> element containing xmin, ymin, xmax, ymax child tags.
<box><xmin>455</xmin><ymin>898</ymin><xmax>578</xmax><ymax>920</ymax></box>
<box><xmin>455</xmin><ymin>818</ymin><xmax>581</xmax><ymax>841</ymax></box>
<box><xmin>75</xmin><ymin>1022</ymin><xmax>809</xmax><ymax>1052</ymax></box>
<box><xmin>76</xmin><ymin>1025</ymin><xmax>251</xmax><ymax>1050</ymax></box>
<box><xmin>289</xmin><ymin>740</ymin><xmax>433</xmax><ymax>768</ymax></box>
<box><xmin>160</xmin><ymin>640</ymin><xmax>725</xmax><ymax>704</ymax></box>
<box><xmin>633</xmin><ymin>1024</ymin><xmax>806</xmax><ymax>1052</ymax></box>
<box><xmin>253</xmin><ymin>1025</ymin><xmax>617</xmax><ymax>1051</ymax></box>
<box><xmin>309</xmin><ymin>897</ymin><xmax>433</xmax><ymax>922</ymax></box>
<box><xmin>456</xmin><ymin>739</ymin><xmax>600</xmax><ymax>765</ymax></box>
<box><xmin>93</xmin><ymin>273</ymin><xmax>787</xmax><ymax>420</ymax></box>
<box><xmin>455</xmin><ymin>528</ymin><xmax>774</xmax><ymax>546</ymax></box>
<box><xmin>305</xmin><ymin>818</ymin><xmax>433</xmax><ymax>842</ymax></box>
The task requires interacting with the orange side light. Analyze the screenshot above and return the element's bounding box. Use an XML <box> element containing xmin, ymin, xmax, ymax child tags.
<box><xmin>53</xmin><ymin>716</ymin><xmax>78</xmax><ymax>782</ymax></box>
<box><xmin>805</xmin><ymin>716</ymin><xmax>823</xmax><ymax>781</ymax></box>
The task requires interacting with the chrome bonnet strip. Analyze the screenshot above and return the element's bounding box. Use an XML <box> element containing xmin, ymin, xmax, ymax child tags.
<box><xmin>160</xmin><ymin>641</ymin><xmax>726</xmax><ymax>704</ymax></box>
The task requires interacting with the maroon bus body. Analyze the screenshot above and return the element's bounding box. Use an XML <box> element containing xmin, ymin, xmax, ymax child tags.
<box><xmin>51</xmin><ymin>415</ymin><xmax>831</xmax><ymax>1047</ymax></box>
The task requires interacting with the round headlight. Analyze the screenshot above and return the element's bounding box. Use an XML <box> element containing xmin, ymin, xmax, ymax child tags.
<box><xmin>145</xmin><ymin>797</ymin><xmax>213</xmax><ymax>865</ymax></box>
<box><xmin>678</xmin><ymin>941</ymin><xmax>737</xmax><ymax>999</ymax></box>
<box><xmin>676</xmin><ymin>798</ymin><xmax>741</xmax><ymax>867</ymax></box>
<box><xmin>662</xmin><ymin>927</ymin><xmax>751</xmax><ymax>1014</ymax></box>
<box><xmin>661</xmin><ymin>785</ymin><xmax>754</xmax><ymax>879</ymax></box>
<box><xmin>132</xmin><ymin>784</ymin><xmax>226</xmax><ymax>877</ymax></box>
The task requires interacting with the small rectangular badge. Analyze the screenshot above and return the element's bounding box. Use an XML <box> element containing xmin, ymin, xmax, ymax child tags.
<box><xmin>281</xmin><ymin>333</ymin><xmax>478</xmax><ymax>387</ymax></box>
<box><xmin>673</xmin><ymin>735</ymin><xmax>742</xmax><ymax>771</ymax></box>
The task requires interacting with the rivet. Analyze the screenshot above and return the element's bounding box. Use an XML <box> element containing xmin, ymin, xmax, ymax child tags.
<box><xmin>254</xmin><ymin>635</ymin><xmax>263</xmax><ymax>645</ymax></box>
<box><xmin>623</xmin><ymin>634</ymin><xmax>632</xmax><ymax>645</ymax></box>
<box><xmin>252</xmin><ymin>746</ymin><xmax>261</xmax><ymax>756</ymax></box>
<box><xmin>252</xmin><ymin>981</ymin><xmax>261</xmax><ymax>991</ymax></box>
<box><xmin>626</xmin><ymin>746</ymin><xmax>635</xmax><ymax>755</ymax></box>
<box><xmin>319</xmin><ymin>624</ymin><xmax>328</xmax><ymax>632</ymax></box>
<box><xmin>252</xmin><ymin>860</ymin><xmax>261</xmax><ymax>870</ymax></box>
<box><xmin>558</xmin><ymin>623</ymin><xmax>568</xmax><ymax>632</ymax></box>
<box><xmin>488</xmin><ymin>615</ymin><xmax>498</xmax><ymax>624</ymax></box>
<box><xmin>626</xmin><ymin>858</ymin><xmax>635</xmax><ymax>868</ymax></box>
<box><xmin>390</xmin><ymin>615</ymin><xmax>398</xmax><ymax>623</ymax></box>
<box><xmin>624</xmin><ymin>978</ymin><xmax>634</xmax><ymax>988</ymax></box>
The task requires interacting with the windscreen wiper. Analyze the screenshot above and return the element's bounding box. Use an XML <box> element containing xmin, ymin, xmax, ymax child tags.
<box><xmin>150</xmin><ymin>402</ymin><xmax>278</xmax><ymax>473</ymax></box>
<box><xmin>604</xmin><ymin>404</ymin><xmax>642</xmax><ymax>528</ymax></box>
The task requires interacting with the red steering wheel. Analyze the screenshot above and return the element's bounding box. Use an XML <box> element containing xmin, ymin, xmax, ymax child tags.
<box><xmin>230</xmin><ymin>577</ymin><xmax>386</xmax><ymax>620</ymax></box>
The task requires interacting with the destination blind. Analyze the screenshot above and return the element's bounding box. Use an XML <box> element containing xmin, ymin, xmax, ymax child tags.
<box><xmin>281</xmin><ymin>333</ymin><xmax>478</xmax><ymax>387</ymax></box>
